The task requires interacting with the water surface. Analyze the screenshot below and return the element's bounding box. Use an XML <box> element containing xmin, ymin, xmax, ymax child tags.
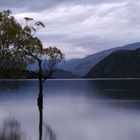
<box><xmin>0</xmin><ymin>79</ymin><xmax>140</xmax><ymax>140</ymax></box>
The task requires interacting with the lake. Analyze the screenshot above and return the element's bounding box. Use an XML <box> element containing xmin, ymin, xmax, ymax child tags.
<box><xmin>0</xmin><ymin>79</ymin><xmax>140</xmax><ymax>140</ymax></box>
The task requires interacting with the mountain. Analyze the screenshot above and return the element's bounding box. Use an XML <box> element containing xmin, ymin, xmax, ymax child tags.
<box><xmin>52</xmin><ymin>69</ymin><xmax>80</xmax><ymax>79</ymax></box>
<box><xmin>85</xmin><ymin>48</ymin><xmax>140</xmax><ymax>78</ymax></box>
<box><xmin>28</xmin><ymin>42</ymin><xmax>140</xmax><ymax>77</ymax></box>
<box><xmin>27</xmin><ymin>62</ymin><xmax>38</xmax><ymax>71</ymax></box>
<box><xmin>27</xmin><ymin>59</ymin><xmax>81</xmax><ymax>72</ymax></box>
<box><xmin>72</xmin><ymin>42</ymin><xmax>140</xmax><ymax>76</ymax></box>
<box><xmin>57</xmin><ymin>58</ymin><xmax>81</xmax><ymax>71</ymax></box>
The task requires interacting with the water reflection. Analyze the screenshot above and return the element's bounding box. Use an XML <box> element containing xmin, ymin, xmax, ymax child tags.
<box><xmin>0</xmin><ymin>80</ymin><xmax>140</xmax><ymax>140</ymax></box>
<box><xmin>43</xmin><ymin>123</ymin><xmax>56</xmax><ymax>140</ymax></box>
<box><xmin>1</xmin><ymin>79</ymin><xmax>140</xmax><ymax>100</ymax></box>
<box><xmin>0</xmin><ymin>117</ymin><xmax>56</xmax><ymax>140</ymax></box>
<box><xmin>89</xmin><ymin>79</ymin><xmax>140</xmax><ymax>99</ymax></box>
<box><xmin>0</xmin><ymin>117</ymin><xmax>25</xmax><ymax>140</ymax></box>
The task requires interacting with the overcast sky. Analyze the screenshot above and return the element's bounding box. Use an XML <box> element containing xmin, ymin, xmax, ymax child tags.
<box><xmin>0</xmin><ymin>0</ymin><xmax>140</xmax><ymax>59</ymax></box>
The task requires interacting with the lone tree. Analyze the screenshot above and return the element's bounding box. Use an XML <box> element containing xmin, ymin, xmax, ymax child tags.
<box><xmin>0</xmin><ymin>10</ymin><xmax>64</xmax><ymax>140</ymax></box>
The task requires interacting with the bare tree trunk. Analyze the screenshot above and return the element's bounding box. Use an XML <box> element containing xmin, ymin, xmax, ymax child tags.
<box><xmin>38</xmin><ymin>60</ymin><xmax>43</xmax><ymax>140</ymax></box>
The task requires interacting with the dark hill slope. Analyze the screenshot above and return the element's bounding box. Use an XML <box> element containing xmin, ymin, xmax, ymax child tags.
<box><xmin>85</xmin><ymin>48</ymin><xmax>140</xmax><ymax>78</ymax></box>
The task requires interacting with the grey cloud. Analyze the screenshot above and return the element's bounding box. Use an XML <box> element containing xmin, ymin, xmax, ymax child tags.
<box><xmin>0</xmin><ymin>0</ymin><xmax>125</xmax><ymax>12</ymax></box>
<box><xmin>38</xmin><ymin>0</ymin><xmax>140</xmax><ymax>58</ymax></box>
<box><xmin>0</xmin><ymin>0</ymin><xmax>140</xmax><ymax>59</ymax></box>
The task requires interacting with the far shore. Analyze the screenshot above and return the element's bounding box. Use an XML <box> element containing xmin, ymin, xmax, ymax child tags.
<box><xmin>0</xmin><ymin>78</ymin><xmax>140</xmax><ymax>81</ymax></box>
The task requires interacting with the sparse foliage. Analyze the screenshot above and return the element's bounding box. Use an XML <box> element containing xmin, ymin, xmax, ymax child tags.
<box><xmin>0</xmin><ymin>9</ymin><xmax>64</xmax><ymax>79</ymax></box>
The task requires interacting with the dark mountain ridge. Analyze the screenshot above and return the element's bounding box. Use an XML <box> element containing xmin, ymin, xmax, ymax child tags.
<box><xmin>85</xmin><ymin>48</ymin><xmax>140</xmax><ymax>78</ymax></box>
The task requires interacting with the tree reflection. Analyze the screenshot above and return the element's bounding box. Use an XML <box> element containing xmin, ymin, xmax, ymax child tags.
<box><xmin>43</xmin><ymin>123</ymin><xmax>56</xmax><ymax>140</ymax></box>
<box><xmin>0</xmin><ymin>117</ymin><xmax>56</xmax><ymax>140</ymax></box>
<box><xmin>38</xmin><ymin>98</ymin><xmax>56</xmax><ymax>140</ymax></box>
<box><xmin>0</xmin><ymin>118</ymin><xmax>25</xmax><ymax>140</ymax></box>
<box><xmin>38</xmin><ymin>93</ymin><xmax>43</xmax><ymax>140</ymax></box>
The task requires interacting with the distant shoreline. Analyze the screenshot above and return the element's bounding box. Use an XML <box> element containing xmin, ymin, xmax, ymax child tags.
<box><xmin>0</xmin><ymin>78</ymin><xmax>140</xmax><ymax>81</ymax></box>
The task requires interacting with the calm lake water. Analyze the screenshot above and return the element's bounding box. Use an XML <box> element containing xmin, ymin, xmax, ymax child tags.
<box><xmin>0</xmin><ymin>79</ymin><xmax>140</xmax><ymax>140</ymax></box>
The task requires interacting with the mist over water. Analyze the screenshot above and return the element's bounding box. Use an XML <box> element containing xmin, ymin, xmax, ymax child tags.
<box><xmin>0</xmin><ymin>79</ymin><xmax>140</xmax><ymax>140</ymax></box>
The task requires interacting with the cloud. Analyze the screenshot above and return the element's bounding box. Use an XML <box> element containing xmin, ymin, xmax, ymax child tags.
<box><xmin>0</xmin><ymin>0</ymin><xmax>140</xmax><ymax>59</ymax></box>
<box><xmin>0</xmin><ymin>0</ymin><xmax>125</xmax><ymax>12</ymax></box>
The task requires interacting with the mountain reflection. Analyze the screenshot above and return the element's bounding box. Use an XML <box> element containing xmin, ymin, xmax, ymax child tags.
<box><xmin>89</xmin><ymin>79</ymin><xmax>140</xmax><ymax>100</ymax></box>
